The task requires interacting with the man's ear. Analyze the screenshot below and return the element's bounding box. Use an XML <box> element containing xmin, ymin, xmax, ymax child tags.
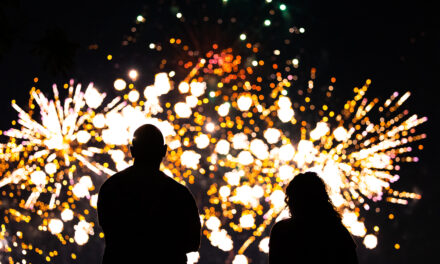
<box><xmin>130</xmin><ymin>145</ymin><xmax>136</xmax><ymax>158</ymax></box>
<box><xmin>161</xmin><ymin>144</ymin><xmax>168</xmax><ymax>157</ymax></box>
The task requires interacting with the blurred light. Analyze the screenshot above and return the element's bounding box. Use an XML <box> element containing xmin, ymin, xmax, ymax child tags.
<box><xmin>93</xmin><ymin>114</ymin><xmax>106</xmax><ymax>128</ymax></box>
<box><xmin>114</xmin><ymin>79</ymin><xmax>127</xmax><ymax>91</ymax></box>
<box><xmin>179</xmin><ymin>82</ymin><xmax>190</xmax><ymax>93</ymax></box>
<box><xmin>232</xmin><ymin>133</ymin><xmax>249</xmax><ymax>149</ymax></box>
<box><xmin>74</xmin><ymin>230</ymin><xmax>89</xmax><ymax>246</ymax></box>
<box><xmin>186</xmin><ymin>252</ymin><xmax>200</xmax><ymax>264</ymax></box>
<box><xmin>232</xmin><ymin>254</ymin><xmax>248</xmax><ymax>264</ymax></box>
<box><xmin>237</xmin><ymin>94</ymin><xmax>252</xmax><ymax>111</ymax></box>
<box><xmin>333</xmin><ymin>126</ymin><xmax>349</xmax><ymax>141</ymax></box>
<box><xmin>342</xmin><ymin>211</ymin><xmax>366</xmax><ymax>237</ymax></box>
<box><xmin>252</xmin><ymin>185</ymin><xmax>264</xmax><ymax>198</ymax></box>
<box><xmin>76</xmin><ymin>131</ymin><xmax>91</xmax><ymax>144</ymax></box>
<box><xmin>190</xmin><ymin>82</ymin><xmax>206</xmax><ymax>97</ymax></box>
<box><xmin>61</xmin><ymin>209</ymin><xmax>74</xmax><ymax>222</ymax></box>
<box><xmin>72</xmin><ymin>183</ymin><xmax>88</xmax><ymax>199</ymax></box>
<box><xmin>278</xmin><ymin>96</ymin><xmax>292</xmax><ymax>109</ymax></box>
<box><xmin>210</xmin><ymin>229</ymin><xmax>233</xmax><ymax>251</ymax></box>
<box><xmin>79</xmin><ymin>176</ymin><xmax>93</xmax><ymax>189</ymax></box>
<box><xmin>215</xmin><ymin>139</ymin><xmax>230</xmax><ymax>155</ymax></box>
<box><xmin>152</xmin><ymin>73</ymin><xmax>171</xmax><ymax>95</ymax></box>
<box><xmin>264</xmin><ymin>128</ymin><xmax>281</xmax><ymax>144</ymax></box>
<box><xmin>279</xmin><ymin>144</ymin><xmax>295</xmax><ymax>161</ymax></box>
<box><xmin>206</xmin><ymin>216</ymin><xmax>221</xmax><ymax>231</ymax></box>
<box><xmin>30</xmin><ymin>171</ymin><xmax>46</xmax><ymax>186</ymax></box>
<box><xmin>206</xmin><ymin>122</ymin><xmax>215</xmax><ymax>132</ymax></box>
<box><xmin>44</xmin><ymin>163</ymin><xmax>57</xmax><ymax>175</ymax></box>
<box><xmin>278</xmin><ymin>165</ymin><xmax>294</xmax><ymax>181</ymax></box>
<box><xmin>128</xmin><ymin>69</ymin><xmax>138</xmax><ymax>81</ymax></box>
<box><xmin>195</xmin><ymin>134</ymin><xmax>210</xmax><ymax>149</ymax></box>
<box><xmin>310</xmin><ymin>122</ymin><xmax>330</xmax><ymax>140</ymax></box>
<box><xmin>239</xmin><ymin>214</ymin><xmax>255</xmax><ymax>229</ymax></box>
<box><xmin>128</xmin><ymin>90</ymin><xmax>140</xmax><ymax>102</ymax></box>
<box><xmin>270</xmin><ymin>190</ymin><xmax>285</xmax><ymax>211</ymax></box>
<box><xmin>174</xmin><ymin>102</ymin><xmax>192</xmax><ymax>118</ymax></box>
<box><xmin>219</xmin><ymin>186</ymin><xmax>231</xmax><ymax>198</ymax></box>
<box><xmin>84</xmin><ymin>86</ymin><xmax>104</xmax><ymax>109</ymax></box>
<box><xmin>136</xmin><ymin>15</ymin><xmax>145</xmax><ymax>22</ymax></box>
<box><xmin>238</xmin><ymin>151</ymin><xmax>254</xmax><ymax>165</ymax></box>
<box><xmin>181</xmin><ymin>150</ymin><xmax>201</xmax><ymax>169</ymax></box>
<box><xmin>258</xmin><ymin>237</ymin><xmax>270</xmax><ymax>253</ymax></box>
<box><xmin>363</xmin><ymin>234</ymin><xmax>378</xmax><ymax>249</ymax></box>
<box><xmin>218</xmin><ymin>102</ymin><xmax>230</xmax><ymax>117</ymax></box>
<box><xmin>186</xmin><ymin>95</ymin><xmax>198</xmax><ymax>108</ymax></box>
<box><xmin>48</xmin><ymin>219</ymin><xmax>63</xmax><ymax>235</ymax></box>
<box><xmin>250</xmin><ymin>139</ymin><xmax>269</xmax><ymax>160</ymax></box>
<box><xmin>225</xmin><ymin>170</ymin><xmax>243</xmax><ymax>186</ymax></box>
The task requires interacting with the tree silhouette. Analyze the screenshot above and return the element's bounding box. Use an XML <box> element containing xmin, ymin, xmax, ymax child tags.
<box><xmin>31</xmin><ymin>27</ymin><xmax>79</xmax><ymax>76</ymax></box>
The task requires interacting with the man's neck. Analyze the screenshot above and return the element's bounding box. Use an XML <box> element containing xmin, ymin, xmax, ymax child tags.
<box><xmin>132</xmin><ymin>160</ymin><xmax>160</xmax><ymax>171</ymax></box>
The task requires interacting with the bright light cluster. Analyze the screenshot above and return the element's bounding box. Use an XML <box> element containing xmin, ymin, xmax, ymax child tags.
<box><xmin>0</xmin><ymin>49</ymin><xmax>426</xmax><ymax>263</ymax></box>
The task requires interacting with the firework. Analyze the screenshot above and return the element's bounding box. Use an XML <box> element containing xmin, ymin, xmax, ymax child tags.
<box><xmin>1</xmin><ymin>52</ymin><xmax>426</xmax><ymax>264</ymax></box>
<box><xmin>102</xmin><ymin>49</ymin><xmax>426</xmax><ymax>263</ymax></box>
<box><xmin>0</xmin><ymin>81</ymin><xmax>118</xmax><ymax>262</ymax></box>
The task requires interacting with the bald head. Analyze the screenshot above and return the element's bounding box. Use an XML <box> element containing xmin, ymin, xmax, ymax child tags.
<box><xmin>130</xmin><ymin>124</ymin><xmax>167</xmax><ymax>167</ymax></box>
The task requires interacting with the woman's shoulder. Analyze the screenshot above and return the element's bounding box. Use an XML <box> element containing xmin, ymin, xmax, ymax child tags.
<box><xmin>270</xmin><ymin>218</ymin><xmax>305</xmax><ymax>248</ymax></box>
<box><xmin>271</xmin><ymin>218</ymin><xmax>295</xmax><ymax>233</ymax></box>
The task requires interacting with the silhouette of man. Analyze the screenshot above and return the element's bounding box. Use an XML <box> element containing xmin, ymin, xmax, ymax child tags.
<box><xmin>98</xmin><ymin>124</ymin><xmax>201</xmax><ymax>263</ymax></box>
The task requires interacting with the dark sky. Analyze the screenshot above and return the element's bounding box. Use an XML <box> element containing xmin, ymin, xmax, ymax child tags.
<box><xmin>1</xmin><ymin>0</ymin><xmax>439</xmax><ymax>263</ymax></box>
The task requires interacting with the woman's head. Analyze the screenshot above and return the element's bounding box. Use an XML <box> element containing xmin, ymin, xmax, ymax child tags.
<box><xmin>285</xmin><ymin>172</ymin><xmax>340</xmax><ymax>221</ymax></box>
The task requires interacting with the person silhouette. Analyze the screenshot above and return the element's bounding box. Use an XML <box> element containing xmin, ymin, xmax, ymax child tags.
<box><xmin>269</xmin><ymin>172</ymin><xmax>358</xmax><ymax>264</ymax></box>
<box><xmin>97</xmin><ymin>124</ymin><xmax>201</xmax><ymax>264</ymax></box>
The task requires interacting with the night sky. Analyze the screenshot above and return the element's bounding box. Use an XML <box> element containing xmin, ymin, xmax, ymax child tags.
<box><xmin>1</xmin><ymin>0</ymin><xmax>439</xmax><ymax>263</ymax></box>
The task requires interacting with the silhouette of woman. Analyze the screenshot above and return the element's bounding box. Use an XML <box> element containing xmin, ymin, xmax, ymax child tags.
<box><xmin>269</xmin><ymin>172</ymin><xmax>358</xmax><ymax>264</ymax></box>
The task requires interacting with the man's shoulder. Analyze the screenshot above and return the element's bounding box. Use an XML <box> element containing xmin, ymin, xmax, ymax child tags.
<box><xmin>160</xmin><ymin>172</ymin><xmax>189</xmax><ymax>190</ymax></box>
<box><xmin>158</xmin><ymin>172</ymin><xmax>196</xmax><ymax>199</ymax></box>
<box><xmin>100</xmin><ymin>167</ymin><xmax>132</xmax><ymax>191</ymax></box>
<box><xmin>275</xmin><ymin>218</ymin><xmax>293</xmax><ymax>226</ymax></box>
